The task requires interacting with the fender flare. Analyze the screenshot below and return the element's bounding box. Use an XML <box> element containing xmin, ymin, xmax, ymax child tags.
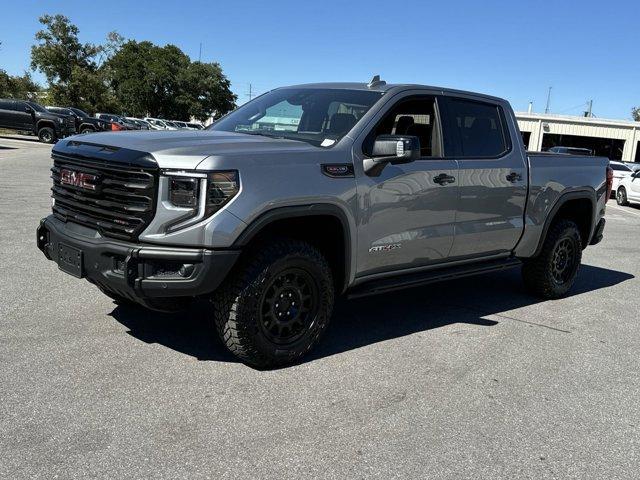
<box><xmin>79</xmin><ymin>122</ymin><xmax>96</xmax><ymax>132</ymax></box>
<box><xmin>36</xmin><ymin>119</ymin><xmax>56</xmax><ymax>132</ymax></box>
<box><xmin>533</xmin><ymin>189</ymin><xmax>597</xmax><ymax>257</ymax></box>
<box><xmin>232</xmin><ymin>204</ymin><xmax>354</xmax><ymax>293</ymax></box>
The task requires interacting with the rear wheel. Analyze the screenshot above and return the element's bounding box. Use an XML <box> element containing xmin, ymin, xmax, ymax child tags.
<box><xmin>616</xmin><ymin>187</ymin><xmax>629</xmax><ymax>206</ymax></box>
<box><xmin>212</xmin><ymin>239</ymin><xmax>334</xmax><ymax>368</ymax></box>
<box><xmin>37</xmin><ymin>127</ymin><xmax>56</xmax><ymax>144</ymax></box>
<box><xmin>522</xmin><ymin>220</ymin><xmax>582</xmax><ymax>299</ymax></box>
<box><xmin>80</xmin><ymin>127</ymin><xmax>95</xmax><ymax>135</ymax></box>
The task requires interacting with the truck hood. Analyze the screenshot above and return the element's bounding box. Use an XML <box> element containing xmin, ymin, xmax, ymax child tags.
<box><xmin>64</xmin><ymin>130</ymin><xmax>318</xmax><ymax>169</ymax></box>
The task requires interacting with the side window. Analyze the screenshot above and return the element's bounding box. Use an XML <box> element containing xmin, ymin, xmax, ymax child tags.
<box><xmin>364</xmin><ymin>96</ymin><xmax>443</xmax><ymax>158</ymax></box>
<box><xmin>0</xmin><ymin>100</ymin><xmax>11</xmax><ymax>110</ymax></box>
<box><xmin>446</xmin><ymin>98</ymin><xmax>509</xmax><ymax>157</ymax></box>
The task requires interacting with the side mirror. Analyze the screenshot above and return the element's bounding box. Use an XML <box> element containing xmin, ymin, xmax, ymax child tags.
<box><xmin>363</xmin><ymin>135</ymin><xmax>420</xmax><ymax>176</ymax></box>
<box><xmin>24</xmin><ymin>106</ymin><xmax>33</xmax><ymax>114</ymax></box>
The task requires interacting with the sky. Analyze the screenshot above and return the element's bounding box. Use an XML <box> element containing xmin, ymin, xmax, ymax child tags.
<box><xmin>1</xmin><ymin>0</ymin><xmax>639</xmax><ymax>119</ymax></box>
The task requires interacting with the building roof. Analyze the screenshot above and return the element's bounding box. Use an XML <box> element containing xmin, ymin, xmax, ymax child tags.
<box><xmin>515</xmin><ymin>112</ymin><xmax>640</xmax><ymax>129</ymax></box>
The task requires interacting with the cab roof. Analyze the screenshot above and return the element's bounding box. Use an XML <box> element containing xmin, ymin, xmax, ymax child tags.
<box><xmin>283</xmin><ymin>82</ymin><xmax>507</xmax><ymax>104</ymax></box>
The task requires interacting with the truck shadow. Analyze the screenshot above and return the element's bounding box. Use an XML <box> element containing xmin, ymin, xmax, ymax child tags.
<box><xmin>109</xmin><ymin>264</ymin><xmax>633</xmax><ymax>365</ymax></box>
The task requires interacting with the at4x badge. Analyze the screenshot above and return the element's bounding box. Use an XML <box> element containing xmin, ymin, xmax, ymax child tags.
<box><xmin>369</xmin><ymin>243</ymin><xmax>402</xmax><ymax>253</ymax></box>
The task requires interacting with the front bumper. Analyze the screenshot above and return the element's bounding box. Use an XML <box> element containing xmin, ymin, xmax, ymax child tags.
<box><xmin>37</xmin><ymin>215</ymin><xmax>240</xmax><ymax>304</ymax></box>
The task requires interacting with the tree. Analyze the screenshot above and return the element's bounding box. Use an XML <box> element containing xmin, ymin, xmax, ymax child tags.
<box><xmin>177</xmin><ymin>62</ymin><xmax>236</xmax><ymax>121</ymax></box>
<box><xmin>30</xmin><ymin>14</ymin><xmax>114</xmax><ymax>112</ymax></box>
<box><xmin>633</xmin><ymin>107</ymin><xmax>640</xmax><ymax>122</ymax></box>
<box><xmin>0</xmin><ymin>70</ymin><xmax>41</xmax><ymax>99</ymax></box>
<box><xmin>106</xmin><ymin>40</ymin><xmax>236</xmax><ymax>120</ymax></box>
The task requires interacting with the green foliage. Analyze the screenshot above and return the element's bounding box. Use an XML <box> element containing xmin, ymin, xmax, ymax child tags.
<box><xmin>106</xmin><ymin>41</ymin><xmax>236</xmax><ymax>120</ymax></box>
<box><xmin>632</xmin><ymin>107</ymin><xmax>640</xmax><ymax>122</ymax></box>
<box><xmin>0</xmin><ymin>70</ymin><xmax>41</xmax><ymax>99</ymax></box>
<box><xmin>29</xmin><ymin>14</ymin><xmax>236</xmax><ymax>120</ymax></box>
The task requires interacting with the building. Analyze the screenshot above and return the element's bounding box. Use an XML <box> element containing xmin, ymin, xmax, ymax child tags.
<box><xmin>516</xmin><ymin>112</ymin><xmax>640</xmax><ymax>162</ymax></box>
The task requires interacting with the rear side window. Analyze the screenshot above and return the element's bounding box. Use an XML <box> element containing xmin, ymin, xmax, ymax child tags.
<box><xmin>610</xmin><ymin>163</ymin><xmax>632</xmax><ymax>172</ymax></box>
<box><xmin>0</xmin><ymin>100</ymin><xmax>12</xmax><ymax>110</ymax></box>
<box><xmin>446</xmin><ymin>98</ymin><xmax>508</xmax><ymax>157</ymax></box>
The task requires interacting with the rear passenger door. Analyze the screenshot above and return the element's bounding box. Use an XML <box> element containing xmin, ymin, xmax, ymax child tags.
<box><xmin>441</xmin><ymin>95</ymin><xmax>527</xmax><ymax>258</ymax></box>
<box><xmin>0</xmin><ymin>100</ymin><xmax>12</xmax><ymax>128</ymax></box>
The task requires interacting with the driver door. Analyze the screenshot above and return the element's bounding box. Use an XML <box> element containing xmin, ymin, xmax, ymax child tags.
<box><xmin>353</xmin><ymin>93</ymin><xmax>459</xmax><ymax>278</ymax></box>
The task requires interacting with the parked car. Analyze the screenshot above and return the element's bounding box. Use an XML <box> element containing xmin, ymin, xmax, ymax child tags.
<box><xmin>144</xmin><ymin>117</ymin><xmax>177</xmax><ymax>130</ymax></box>
<box><xmin>615</xmin><ymin>169</ymin><xmax>640</xmax><ymax>206</ymax></box>
<box><xmin>187</xmin><ymin>122</ymin><xmax>204</xmax><ymax>130</ymax></box>
<box><xmin>0</xmin><ymin>99</ymin><xmax>76</xmax><ymax>143</ymax></box>
<box><xmin>623</xmin><ymin>162</ymin><xmax>640</xmax><ymax>172</ymax></box>
<box><xmin>125</xmin><ymin>117</ymin><xmax>152</xmax><ymax>130</ymax></box>
<box><xmin>47</xmin><ymin>106</ymin><xmax>111</xmax><ymax>134</ymax></box>
<box><xmin>95</xmin><ymin>113</ymin><xmax>140</xmax><ymax>130</ymax></box>
<box><xmin>37</xmin><ymin>79</ymin><xmax>610</xmax><ymax>368</ymax></box>
<box><xmin>547</xmin><ymin>146</ymin><xmax>594</xmax><ymax>156</ymax></box>
<box><xmin>163</xmin><ymin>120</ymin><xmax>182</xmax><ymax>129</ymax></box>
<box><xmin>609</xmin><ymin>160</ymin><xmax>634</xmax><ymax>195</ymax></box>
<box><xmin>171</xmin><ymin>120</ymin><xmax>197</xmax><ymax>130</ymax></box>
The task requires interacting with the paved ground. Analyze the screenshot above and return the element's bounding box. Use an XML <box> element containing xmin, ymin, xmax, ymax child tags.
<box><xmin>1</xmin><ymin>135</ymin><xmax>639</xmax><ymax>479</ymax></box>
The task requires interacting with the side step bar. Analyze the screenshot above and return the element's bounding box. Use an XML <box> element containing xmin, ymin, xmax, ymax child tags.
<box><xmin>347</xmin><ymin>257</ymin><xmax>522</xmax><ymax>299</ymax></box>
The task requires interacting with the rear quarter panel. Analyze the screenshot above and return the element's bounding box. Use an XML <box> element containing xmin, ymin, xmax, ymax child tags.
<box><xmin>514</xmin><ymin>153</ymin><xmax>608</xmax><ymax>257</ymax></box>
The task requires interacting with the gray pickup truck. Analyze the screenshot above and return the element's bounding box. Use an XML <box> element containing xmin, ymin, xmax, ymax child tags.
<box><xmin>37</xmin><ymin>78</ymin><xmax>611</xmax><ymax>367</ymax></box>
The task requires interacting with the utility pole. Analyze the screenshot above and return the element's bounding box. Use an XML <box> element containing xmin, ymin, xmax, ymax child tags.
<box><xmin>246</xmin><ymin>83</ymin><xmax>253</xmax><ymax>101</ymax></box>
<box><xmin>198</xmin><ymin>42</ymin><xmax>202</xmax><ymax>62</ymax></box>
<box><xmin>586</xmin><ymin>99</ymin><xmax>593</xmax><ymax>117</ymax></box>
<box><xmin>544</xmin><ymin>86</ymin><xmax>552</xmax><ymax>114</ymax></box>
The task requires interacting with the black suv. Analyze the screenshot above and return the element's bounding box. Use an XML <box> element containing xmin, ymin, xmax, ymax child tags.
<box><xmin>47</xmin><ymin>106</ymin><xmax>111</xmax><ymax>134</ymax></box>
<box><xmin>0</xmin><ymin>99</ymin><xmax>76</xmax><ymax>143</ymax></box>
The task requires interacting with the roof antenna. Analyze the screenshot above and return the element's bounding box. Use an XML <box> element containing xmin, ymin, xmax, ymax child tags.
<box><xmin>368</xmin><ymin>75</ymin><xmax>386</xmax><ymax>89</ymax></box>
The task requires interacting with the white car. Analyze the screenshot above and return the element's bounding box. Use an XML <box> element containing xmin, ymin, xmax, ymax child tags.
<box><xmin>610</xmin><ymin>161</ymin><xmax>634</xmax><ymax>195</ymax></box>
<box><xmin>144</xmin><ymin>117</ymin><xmax>177</xmax><ymax>130</ymax></box>
<box><xmin>616</xmin><ymin>169</ymin><xmax>640</xmax><ymax>206</ymax></box>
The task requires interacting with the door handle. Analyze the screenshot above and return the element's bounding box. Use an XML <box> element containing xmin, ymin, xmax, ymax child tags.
<box><xmin>433</xmin><ymin>173</ymin><xmax>456</xmax><ymax>185</ymax></box>
<box><xmin>506</xmin><ymin>172</ymin><xmax>522</xmax><ymax>183</ymax></box>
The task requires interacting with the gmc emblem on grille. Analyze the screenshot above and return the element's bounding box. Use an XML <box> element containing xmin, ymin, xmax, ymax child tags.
<box><xmin>60</xmin><ymin>169</ymin><xmax>99</xmax><ymax>191</ymax></box>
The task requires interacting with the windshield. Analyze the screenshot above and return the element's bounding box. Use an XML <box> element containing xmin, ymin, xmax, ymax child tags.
<box><xmin>26</xmin><ymin>101</ymin><xmax>48</xmax><ymax>113</ymax></box>
<box><xmin>210</xmin><ymin>88</ymin><xmax>384</xmax><ymax>147</ymax></box>
<box><xmin>70</xmin><ymin>107</ymin><xmax>89</xmax><ymax>117</ymax></box>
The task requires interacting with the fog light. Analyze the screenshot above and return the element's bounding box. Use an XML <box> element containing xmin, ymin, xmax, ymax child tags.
<box><xmin>179</xmin><ymin>264</ymin><xmax>195</xmax><ymax>277</ymax></box>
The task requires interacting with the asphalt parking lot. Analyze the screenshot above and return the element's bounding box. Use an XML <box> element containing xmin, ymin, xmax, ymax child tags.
<box><xmin>1</xmin><ymin>134</ymin><xmax>639</xmax><ymax>479</ymax></box>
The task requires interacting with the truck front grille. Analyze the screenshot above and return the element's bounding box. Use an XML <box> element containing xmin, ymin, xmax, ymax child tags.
<box><xmin>51</xmin><ymin>152</ymin><xmax>158</xmax><ymax>241</ymax></box>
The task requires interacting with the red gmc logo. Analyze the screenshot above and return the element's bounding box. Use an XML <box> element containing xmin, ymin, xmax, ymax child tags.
<box><xmin>60</xmin><ymin>169</ymin><xmax>98</xmax><ymax>191</ymax></box>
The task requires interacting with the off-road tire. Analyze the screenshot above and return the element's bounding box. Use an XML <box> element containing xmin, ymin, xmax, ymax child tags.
<box><xmin>212</xmin><ymin>238</ymin><xmax>334</xmax><ymax>369</ymax></box>
<box><xmin>616</xmin><ymin>187</ymin><xmax>629</xmax><ymax>206</ymax></box>
<box><xmin>37</xmin><ymin>127</ymin><xmax>56</xmax><ymax>144</ymax></box>
<box><xmin>80</xmin><ymin>127</ymin><xmax>95</xmax><ymax>135</ymax></box>
<box><xmin>522</xmin><ymin>219</ymin><xmax>582</xmax><ymax>299</ymax></box>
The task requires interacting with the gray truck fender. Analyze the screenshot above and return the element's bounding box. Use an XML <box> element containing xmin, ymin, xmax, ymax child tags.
<box><xmin>232</xmin><ymin>204</ymin><xmax>354</xmax><ymax>293</ymax></box>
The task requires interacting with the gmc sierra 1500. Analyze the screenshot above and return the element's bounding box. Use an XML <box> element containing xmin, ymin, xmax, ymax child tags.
<box><xmin>37</xmin><ymin>78</ymin><xmax>610</xmax><ymax>368</ymax></box>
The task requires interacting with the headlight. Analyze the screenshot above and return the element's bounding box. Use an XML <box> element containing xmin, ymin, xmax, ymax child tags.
<box><xmin>169</xmin><ymin>177</ymin><xmax>200</xmax><ymax>207</ymax></box>
<box><xmin>205</xmin><ymin>171</ymin><xmax>239</xmax><ymax>216</ymax></box>
<box><xmin>165</xmin><ymin>170</ymin><xmax>239</xmax><ymax>232</ymax></box>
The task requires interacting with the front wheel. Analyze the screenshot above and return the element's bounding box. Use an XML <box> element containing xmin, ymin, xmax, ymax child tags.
<box><xmin>212</xmin><ymin>239</ymin><xmax>335</xmax><ymax>368</ymax></box>
<box><xmin>37</xmin><ymin>127</ymin><xmax>56</xmax><ymax>144</ymax></box>
<box><xmin>616</xmin><ymin>187</ymin><xmax>629</xmax><ymax>206</ymax></box>
<box><xmin>522</xmin><ymin>220</ymin><xmax>582</xmax><ymax>299</ymax></box>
